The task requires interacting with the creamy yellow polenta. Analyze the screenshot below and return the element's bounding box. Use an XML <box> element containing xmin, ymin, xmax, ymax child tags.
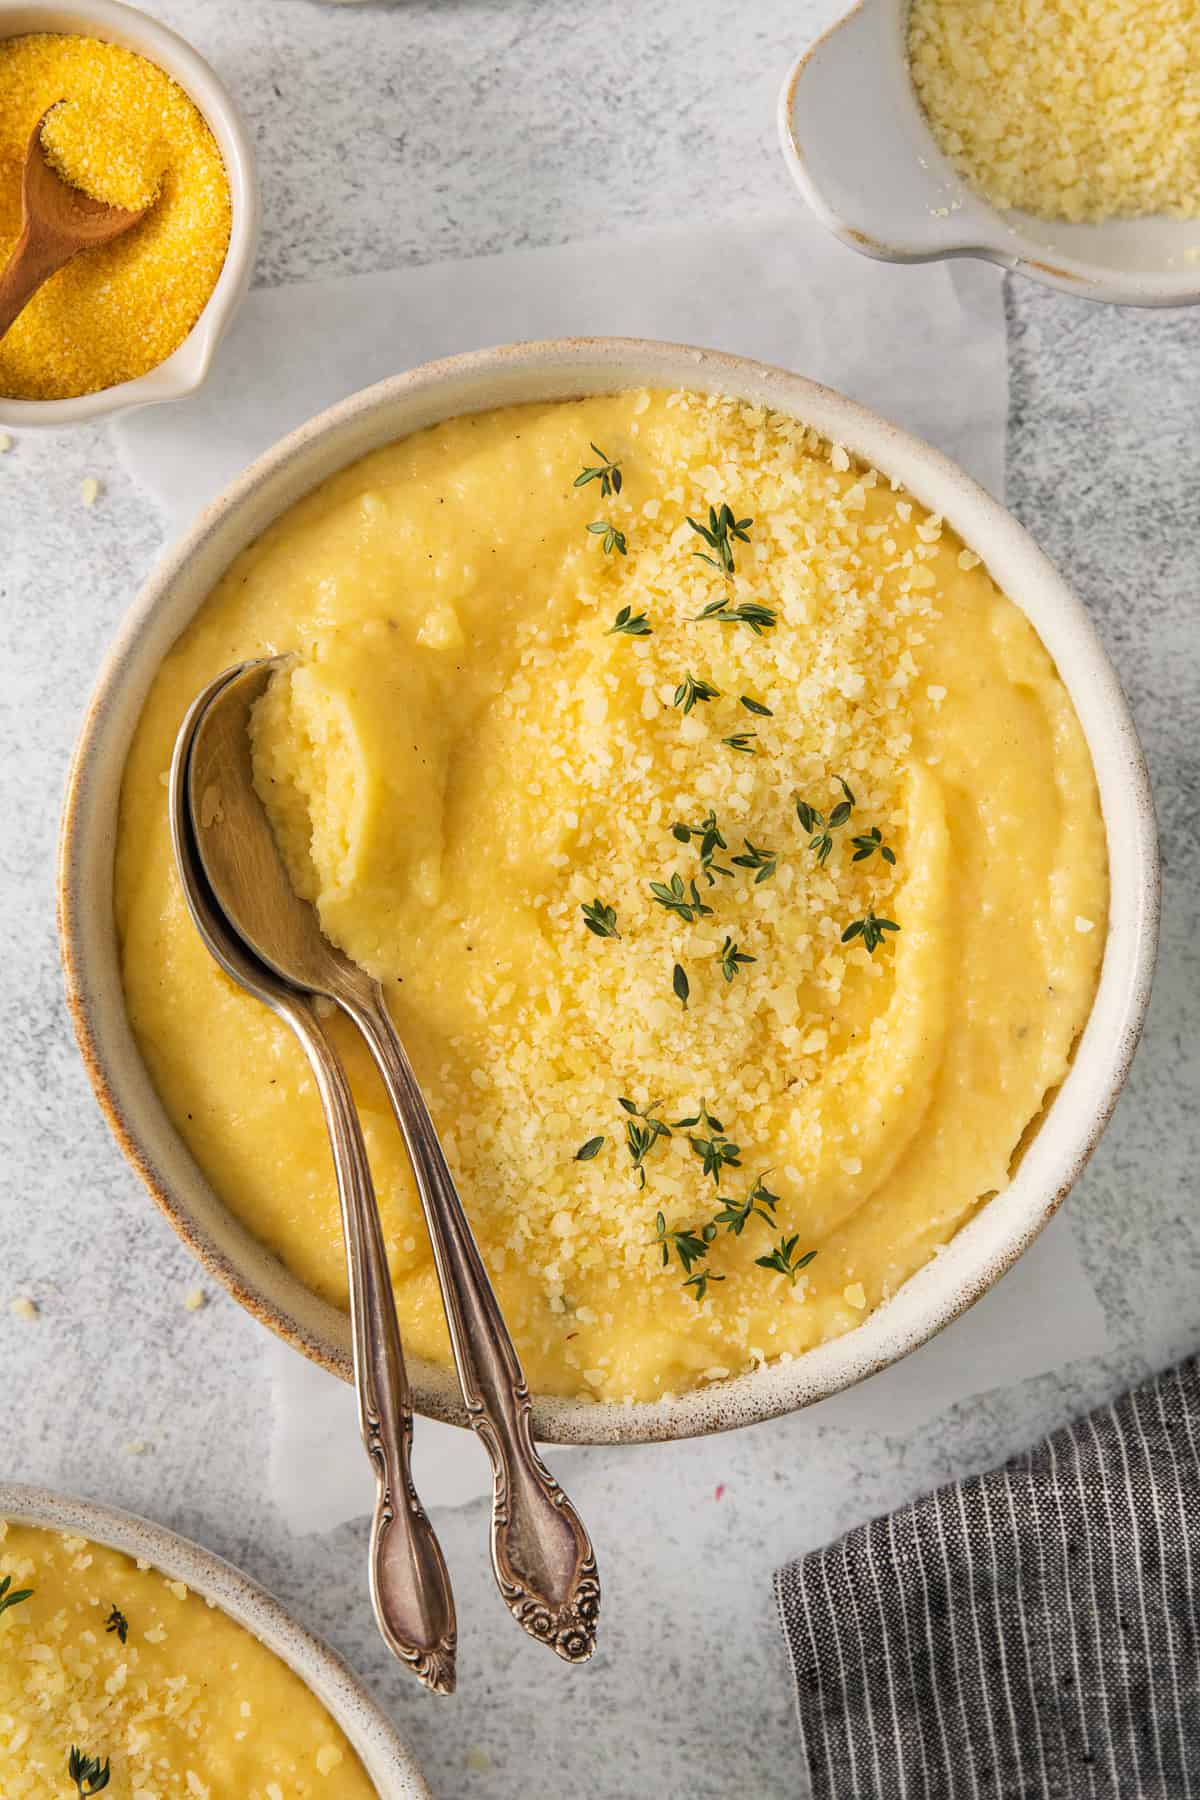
<box><xmin>115</xmin><ymin>390</ymin><xmax>1107</xmax><ymax>1403</ymax></box>
<box><xmin>0</xmin><ymin>1521</ymin><xmax>375</xmax><ymax>1797</ymax></box>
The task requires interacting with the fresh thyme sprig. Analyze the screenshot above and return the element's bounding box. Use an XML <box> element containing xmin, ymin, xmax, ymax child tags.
<box><xmin>674</xmin><ymin>1100</ymin><xmax>741</xmax><ymax>1185</ymax></box>
<box><xmin>739</xmin><ymin>695</ymin><xmax>773</xmax><ymax>717</ymax></box>
<box><xmin>575</xmin><ymin>1136</ymin><xmax>605</xmax><ymax>1161</ymax></box>
<box><xmin>653</xmin><ymin>1213</ymin><xmax>715</xmax><ymax>1274</ymax></box>
<box><xmin>714</xmin><ymin>1174</ymin><xmax>780</xmax><ymax>1237</ymax></box>
<box><xmin>796</xmin><ymin>776</ymin><xmax>854</xmax><ymax>864</ymax></box>
<box><xmin>673</xmin><ymin>672</ymin><xmax>721</xmax><ymax>715</ymax></box>
<box><xmin>69</xmin><ymin>1749</ymin><xmax>111</xmax><ymax>1796</ymax></box>
<box><xmin>850</xmin><ymin>825</ymin><xmax>896</xmax><ymax>866</ymax></box>
<box><xmin>755</xmin><ymin>1235</ymin><xmax>817</xmax><ymax>1285</ymax></box>
<box><xmin>718</xmin><ymin>936</ymin><xmax>756</xmax><ymax>982</ymax></box>
<box><xmin>649</xmin><ymin>872</ymin><xmax>714</xmax><ymax>923</ymax></box>
<box><xmin>104</xmin><ymin>1606</ymin><xmax>128</xmax><ymax>1645</ymax></box>
<box><xmin>671</xmin><ymin>811</ymin><xmax>731</xmax><ymax>884</ymax></box>
<box><xmin>673</xmin><ymin>963</ymin><xmax>690</xmax><ymax>1009</ymax></box>
<box><xmin>642</xmin><ymin>1114</ymin><xmax>812</xmax><ymax>1302</ymax></box>
<box><xmin>620</xmin><ymin>1098</ymin><xmax>672</xmax><ymax>1188</ymax></box>
<box><xmin>589</xmin><ymin>521</ymin><xmax>628</xmax><ymax>558</ymax></box>
<box><xmin>581</xmin><ymin>898</ymin><xmax>620</xmax><ymax>939</ymax></box>
<box><xmin>605</xmin><ymin>604</ymin><xmax>649</xmax><ymax>637</ymax></box>
<box><xmin>722</xmin><ymin>731</ymin><xmax>757</xmax><ymax>755</ymax></box>
<box><xmin>574</xmin><ymin>443</ymin><xmax>622</xmax><ymax>499</ymax></box>
<box><xmin>0</xmin><ymin>1575</ymin><xmax>33</xmax><ymax>1617</ymax></box>
<box><xmin>731</xmin><ymin>839</ymin><xmax>776</xmax><ymax>884</ymax></box>
<box><xmin>687</xmin><ymin>503</ymin><xmax>753</xmax><ymax>576</ymax></box>
<box><xmin>842</xmin><ymin>910</ymin><xmax>901</xmax><ymax>955</ymax></box>
<box><xmin>693</xmin><ymin>598</ymin><xmax>777</xmax><ymax>635</ymax></box>
<box><xmin>683</xmin><ymin>1267</ymin><xmax>725</xmax><ymax>1302</ymax></box>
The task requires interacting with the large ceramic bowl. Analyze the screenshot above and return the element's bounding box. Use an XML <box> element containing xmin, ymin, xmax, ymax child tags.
<box><xmin>0</xmin><ymin>1482</ymin><xmax>430</xmax><ymax>1797</ymax></box>
<box><xmin>0</xmin><ymin>0</ymin><xmax>259</xmax><ymax>429</ymax></box>
<box><xmin>779</xmin><ymin>0</ymin><xmax>1200</xmax><ymax>307</ymax></box>
<box><xmin>58</xmin><ymin>338</ymin><xmax>1159</xmax><ymax>1444</ymax></box>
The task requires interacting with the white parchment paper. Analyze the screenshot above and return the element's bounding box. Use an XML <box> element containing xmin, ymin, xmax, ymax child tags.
<box><xmin>114</xmin><ymin>210</ymin><xmax>1107</xmax><ymax>1531</ymax></box>
<box><xmin>115</xmin><ymin>207</ymin><xmax>1006</xmax><ymax>526</ymax></box>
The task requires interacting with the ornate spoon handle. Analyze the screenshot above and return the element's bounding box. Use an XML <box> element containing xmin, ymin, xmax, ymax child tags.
<box><xmin>342</xmin><ymin>983</ymin><xmax>600</xmax><ymax>1663</ymax></box>
<box><xmin>291</xmin><ymin>1000</ymin><xmax>458</xmax><ymax>1693</ymax></box>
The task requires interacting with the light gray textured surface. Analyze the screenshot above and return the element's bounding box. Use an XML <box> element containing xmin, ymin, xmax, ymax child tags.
<box><xmin>0</xmin><ymin>4</ymin><xmax>1196</xmax><ymax>1798</ymax></box>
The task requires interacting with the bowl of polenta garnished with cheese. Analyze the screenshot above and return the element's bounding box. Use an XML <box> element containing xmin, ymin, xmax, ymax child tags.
<box><xmin>0</xmin><ymin>1484</ymin><xmax>430</xmax><ymax>1795</ymax></box>
<box><xmin>59</xmin><ymin>340</ymin><xmax>1158</xmax><ymax>1444</ymax></box>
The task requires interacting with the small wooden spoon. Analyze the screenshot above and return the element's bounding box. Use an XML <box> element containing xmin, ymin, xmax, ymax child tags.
<box><xmin>0</xmin><ymin>107</ymin><xmax>150</xmax><ymax>343</ymax></box>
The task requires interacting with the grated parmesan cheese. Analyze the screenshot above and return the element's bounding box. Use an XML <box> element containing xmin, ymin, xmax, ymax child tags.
<box><xmin>909</xmin><ymin>0</ymin><xmax>1200</xmax><ymax>222</ymax></box>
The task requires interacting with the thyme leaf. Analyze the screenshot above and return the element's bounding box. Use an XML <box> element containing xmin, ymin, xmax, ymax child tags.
<box><xmin>797</xmin><ymin>777</ymin><xmax>854</xmax><ymax>862</ymax></box>
<box><xmin>714</xmin><ymin>1174</ymin><xmax>780</xmax><ymax>1237</ymax></box>
<box><xmin>652</xmin><ymin>1212</ymin><xmax>715</xmax><ymax>1274</ymax></box>
<box><xmin>731</xmin><ymin>839</ymin><xmax>776</xmax><ymax>883</ymax></box>
<box><xmin>722</xmin><ymin>731</ymin><xmax>757</xmax><ymax>755</ymax></box>
<box><xmin>718</xmin><ymin>936</ymin><xmax>756</xmax><ymax>982</ymax></box>
<box><xmin>574</xmin><ymin>443</ymin><xmax>622</xmax><ymax>498</ymax></box>
<box><xmin>687</xmin><ymin>503</ymin><xmax>753</xmax><ymax>576</ymax></box>
<box><xmin>670</xmin><ymin>811</ymin><xmax>731</xmax><ymax>884</ymax></box>
<box><xmin>69</xmin><ymin>1749</ymin><xmax>111</xmax><ymax>1796</ymax></box>
<box><xmin>755</xmin><ymin>1235</ymin><xmax>817</xmax><ymax>1285</ymax></box>
<box><xmin>672</xmin><ymin>1100</ymin><xmax>741</xmax><ymax>1185</ymax></box>
<box><xmin>693</xmin><ymin>598</ymin><xmax>777</xmax><ymax>635</ymax></box>
<box><xmin>104</xmin><ymin>1606</ymin><xmax>128</xmax><ymax>1645</ymax></box>
<box><xmin>0</xmin><ymin>1576</ymin><xmax>33</xmax><ymax>1617</ymax></box>
<box><xmin>739</xmin><ymin>694</ymin><xmax>773</xmax><ymax>717</ymax></box>
<box><xmin>683</xmin><ymin>1267</ymin><xmax>725</xmax><ymax>1302</ymax></box>
<box><xmin>673</xmin><ymin>671</ymin><xmax>721</xmax><ymax>715</ymax></box>
<box><xmin>575</xmin><ymin>1136</ymin><xmax>606</xmax><ymax>1162</ymax></box>
<box><xmin>581</xmin><ymin>897</ymin><xmax>620</xmax><ymax>939</ymax></box>
<box><xmin>590</xmin><ymin>521</ymin><xmax>629</xmax><ymax>558</ymax></box>
<box><xmin>620</xmin><ymin>1098</ymin><xmax>672</xmax><ymax>1187</ymax></box>
<box><xmin>605</xmin><ymin>604</ymin><xmax>649</xmax><ymax>637</ymax></box>
<box><xmin>850</xmin><ymin>825</ymin><xmax>896</xmax><ymax>865</ymax></box>
<box><xmin>649</xmin><ymin>872</ymin><xmax>714</xmax><ymax>922</ymax></box>
<box><xmin>672</xmin><ymin>963</ymin><xmax>690</xmax><ymax>1009</ymax></box>
<box><xmin>842</xmin><ymin>910</ymin><xmax>901</xmax><ymax>954</ymax></box>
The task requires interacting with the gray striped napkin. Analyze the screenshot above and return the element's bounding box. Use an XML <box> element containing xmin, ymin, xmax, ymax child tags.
<box><xmin>776</xmin><ymin>1359</ymin><xmax>1200</xmax><ymax>1799</ymax></box>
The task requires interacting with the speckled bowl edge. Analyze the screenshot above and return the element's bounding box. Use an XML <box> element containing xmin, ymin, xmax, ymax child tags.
<box><xmin>57</xmin><ymin>336</ymin><xmax>1160</xmax><ymax>1445</ymax></box>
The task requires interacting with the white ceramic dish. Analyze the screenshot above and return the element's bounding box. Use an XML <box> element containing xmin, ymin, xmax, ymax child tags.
<box><xmin>0</xmin><ymin>0</ymin><xmax>258</xmax><ymax>429</ymax></box>
<box><xmin>58</xmin><ymin>337</ymin><xmax>1159</xmax><ymax>1445</ymax></box>
<box><xmin>0</xmin><ymin>1481</ymin><xmax>430</xmax><ymax>1797</ymax></box>
<box><xmin>779</xmin><ymin>0</ymin><xmax>1200</xmax><ymax>307</ymax></box>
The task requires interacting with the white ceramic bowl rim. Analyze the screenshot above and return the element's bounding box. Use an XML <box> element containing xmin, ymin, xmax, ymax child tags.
<box><xmin>0</xmin><ymin>1480</ymin><xmax>430</xmax><ymax>1798</ymax></box>
<box><xmin>0</xmin><ymin>0</ymin><xmax>259</xmax><ymax>428</ymax></box>
<box><xmin>58</xmin><ymin>337</ymin><xmax>1160</xmax><ymax>1446</ymax></box>
<box><xmin>778</xmin><ymin>0</ymin><xmax>1200</xmax><ymax>307</ymax></box>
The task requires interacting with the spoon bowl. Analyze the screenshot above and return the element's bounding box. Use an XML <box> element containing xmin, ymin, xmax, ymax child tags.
<box><xmin>0</xmin><ymin>108</ymin><xmax>150</xmax><ymax>341</ymax></box>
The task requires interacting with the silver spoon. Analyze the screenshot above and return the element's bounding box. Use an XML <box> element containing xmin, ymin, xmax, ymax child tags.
<box><xmin>169</xmin><ymin>666</ymin><xmax>458</xmax><ymax>1695</ymax></box>
<box><xmin>186</xmin><ymin>656</ymin><xmax>600</xmax><ymax>1665</ymax></box>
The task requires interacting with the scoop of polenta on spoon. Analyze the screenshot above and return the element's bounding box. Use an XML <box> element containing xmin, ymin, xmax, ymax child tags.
<box><xmin>0</xmin><ymin>107</ymin><xmax>150</xmax><ymax>342</ymax></box>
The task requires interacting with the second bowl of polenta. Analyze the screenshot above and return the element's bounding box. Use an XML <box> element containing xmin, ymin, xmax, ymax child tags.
<box><xmin>60</xmin><ymin>340</ymin><xmax>1158</xmax><ymax>1444</ymax></box>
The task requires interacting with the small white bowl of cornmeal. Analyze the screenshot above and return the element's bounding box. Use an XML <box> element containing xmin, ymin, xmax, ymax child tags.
<box><xmin>779</xmin><ymin>0</ymin><xmax>1200</xmax><ymax>306</ymax></box>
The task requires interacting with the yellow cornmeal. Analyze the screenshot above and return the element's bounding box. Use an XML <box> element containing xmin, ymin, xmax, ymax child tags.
<box><xmin>115</xmin><ymin>390</ymin><xmax>1107</xmax><ymax>1405</ymax></box>
<box><xmin>0</xmin><ymin>1521</ymin><xmax>375</xmax><ymax>1797</ymax></box>
<box><xmin>909</xmin><ymin>0</ymin><xmax>1200</xmax><ymax>223</ymax></box>
<box><xmin>0</xmin><ymin>35</ymin><xmax>231</xmax><ymax>400</ymax></box>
